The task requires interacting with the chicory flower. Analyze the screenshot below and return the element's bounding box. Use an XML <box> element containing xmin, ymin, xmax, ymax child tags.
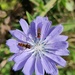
<box><xmin>6</xmin><ymin>16</ymin><xmax>69</xmax><ymax>75</ymax></box>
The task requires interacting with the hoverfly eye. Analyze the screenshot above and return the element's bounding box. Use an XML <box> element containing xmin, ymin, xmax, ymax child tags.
<box><xmin>18</xmin><ymin>43</ymin><xmax>22</xmax><ymax>46</ymax></box>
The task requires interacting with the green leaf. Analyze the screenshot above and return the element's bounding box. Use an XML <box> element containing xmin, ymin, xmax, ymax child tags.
<box><xmin>30</xmin><ymin>0</ymin><xmax>39</xmax><ymax>6</ymax></box>
<box><xmin>12</xmin><ymin>23</ymin><xmax>21</xmax><ymax>29</ymax></box>
<box><xmin>0</xmin><ymin>2</ymin><xmax>9</xmax><ymax>10</ymax></box>
<box><xmin>26</xmin><ymin>11</ymin><xmax>33</xmax><ymax>23</ymax></box>
<box><xmin>63</xmin><ymin>23</ymin><xmax>75</xmax><ymax>32</ymax></box>
<box><xmin>66</xmin><ymin>70</ymin><xmax>72</xmax><ymax>75</ymax></box>
<box><xmin>65</xmin><ymin>1</ymin><xmax>74</xmax><ymax>11</ymax></box>
<box><xmin>40</xmin><ymin>0</ymin><xmax>56</xmax><ymax>16</ymax></box>
<box><xmin>61</xmin><ymin>0</ymin><xmax>67</xmax><ymax>6</ymax></box>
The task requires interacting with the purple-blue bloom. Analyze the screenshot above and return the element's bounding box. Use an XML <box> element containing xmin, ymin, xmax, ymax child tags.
<box><xmin>6</xmin><ymin>16</ymin><xmax>69</xmax><ymax>75</ymax></box>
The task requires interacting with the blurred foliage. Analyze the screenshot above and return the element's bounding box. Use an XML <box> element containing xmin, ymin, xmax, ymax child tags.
<box><xmin>0</xmin><ymin>0</ymin><xmax>17</xmax><ymax>10</ymax></box>
<box><xmin>0</xmin><ymin>0</ymin><xmax>75</xmax><ymax>75</ymax></box>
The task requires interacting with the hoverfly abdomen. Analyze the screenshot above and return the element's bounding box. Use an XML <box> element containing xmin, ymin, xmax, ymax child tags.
<box><xmin>37</xmin><ymin>28</ymin><xmax>41</xmax><ymax>38</ymax></box>
<box><xmin>18</xmin><ymin>43</ymin><xmax>31</xmax><ymax>49</ymax></box>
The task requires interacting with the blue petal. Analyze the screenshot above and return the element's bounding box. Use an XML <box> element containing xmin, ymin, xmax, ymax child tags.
<box><xmin>10</xmin><ymin>29</ymin><xmax>26</xmax><ymax>42</ymax></box>
<box><xmin>34</xmin><ymin>16</ymin><xmax>43</xmax><ymax>30</ymax></box>
<box><xmin>28</xmin><ymin>22</ymin><xmax>36</xmax><ymax>40</ymax></box>
<box><xmin>19</xmin><ymin>19</ymin><xmax>29</xmax><ymax>34</ymax></box>
<box><xmin>45</xmin><ymin>41</ymin><xmax>68</xmax><ymax>50</ymax></box>
<box><xmin>44</xmin><ymin>25</ymin><xmax>63</xmax><ymax>43</ymax></box>
<box><xmin>34</xmin><ymin>16</ymin><xmax>49</xmax><ymax>38</ymax></box>
<box><xmin>43</xmin><ymin>52</ymin><xmax>66</xmax><ymax>67</ymax></box>
<box><xmin>47</xmin><ymin>57</ymin><xmax>58</xmax><ymax>75</ymax></box>
<box><xmin>35</xmin><ymin>55</ymin><xmax>44</xmax><ymax>75</ymax></box>
<box><xmin>34</xmin><ymin>16</ymin><xmax>48</xmax><ymax>24</ymax></box>
<box><xmin>13</xmin><ymin>59</ymin><xmax>25</xmax><ymax>71</ymax></box>
<box><xmin>22</xmin><ymin>53</ymin><xmax>35</xmax><ymax>75</ymax></box>
<box><xmin>6</xmin><ymin>39</ymin><xmax>19</xmax><ymax>53</ymax></box>
<box><xmin>8</xmin><ymin>54</ymin><xmax>17</xmax><ymax>61</ymax></box>
<box><xmin>51</xmin><ymin>67</ymin><xmax>58</xmax><ymax>75</ymax></box>
<box><xmin>47</xmin><ymin>35</ymin><xmax>68</xmax><ymax>44</ymax></box>
<box><xmin>14</xmin><ymin>50</ymin><xmax>32</xmax><ymax>63</ymax></box>
<box><xmin>40</xmin><ymin>20</ymin><xmax>51</xmax><ymax>41</ymax></box>
<box><xmin>41</xmin><ymin>55</ymin><xmax>56</xmax><ymax>74</ymax></box>
<box><xmin>13</xmin><ymin>52</ymin><xmax>31</xmax><ymax>71</ymax></box>
<box><xmin>53</xmin><ymin>35</ymin><xmax>68</xmax><ymax>41</ymax></box>
<box><xmin>55</xmin><ymin>49</ymin><xmax>69</xmax><ymax>56</ymax></box>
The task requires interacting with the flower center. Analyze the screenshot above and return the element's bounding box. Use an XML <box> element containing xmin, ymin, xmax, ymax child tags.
<box><xmin>34</xmin><ymin>43</ymin><xmax>44</xmax><ymax>51</ymax></box>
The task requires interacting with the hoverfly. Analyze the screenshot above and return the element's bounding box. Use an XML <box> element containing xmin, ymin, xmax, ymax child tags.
<box><xmin>18</xmin><ymin>43</ymin><xmax>31</xmax><ymax>49</ymax></box>
<box><xmin>37</xmin><ymin>28</ymin><xmax>41</xmax><ymax>38</ymax></box>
